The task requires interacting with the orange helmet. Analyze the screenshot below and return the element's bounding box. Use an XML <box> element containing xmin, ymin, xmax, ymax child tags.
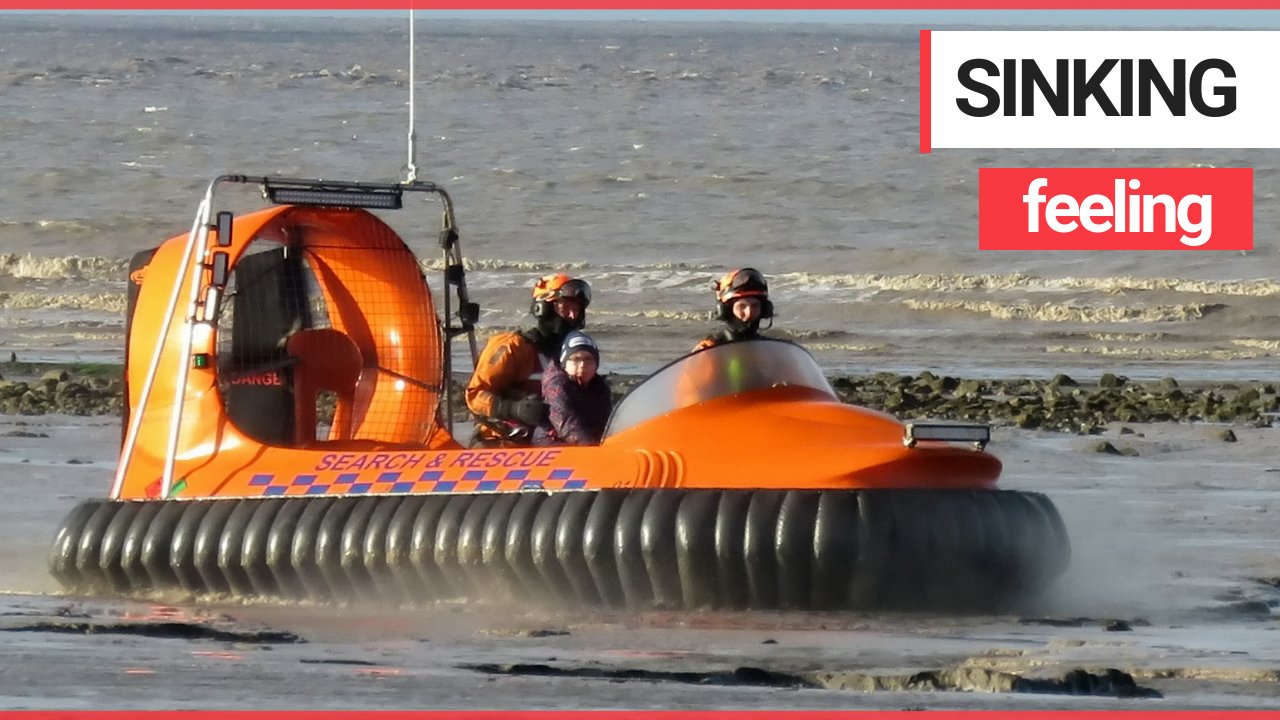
<box><xmin>532</xmin><ymin>273</ymin><xmax>591</xmax><ymax>307</ymax></box>
<box><xmin>714</xmin><ymin>268</ymin><xmax>768</xmax><ymax>304</ymax></box>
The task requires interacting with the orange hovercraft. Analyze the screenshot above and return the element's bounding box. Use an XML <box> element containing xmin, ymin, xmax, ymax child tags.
<box><xmin>49</xmin><ymin>175</ymin><xmax>1069</xmax><ymax>611</ymax></box>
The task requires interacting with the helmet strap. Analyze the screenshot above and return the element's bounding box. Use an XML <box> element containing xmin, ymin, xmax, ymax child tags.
<box><xmin>726</xmin><ymin>315</ymin><xmax>761</xmax><ymax>336</ymax></box>
<box><xmin>535</xmin><ymin>313</ymin><xmax>584</xmax><ymax>346</ymax></box>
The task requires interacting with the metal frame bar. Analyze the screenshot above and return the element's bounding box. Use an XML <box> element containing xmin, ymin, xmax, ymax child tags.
<box><xmin>110</xmin><ymin>178</ymin><xmax>220</xmax><ymax>498</ymax></box>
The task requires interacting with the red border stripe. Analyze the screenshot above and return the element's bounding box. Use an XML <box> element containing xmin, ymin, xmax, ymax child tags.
<box><xmin>7</xmin><ymin>707</ymin><xmax>1280</xmax><ymax>712</ymax></box>
<box><xmin>0</xmin><ymin>707</ymin><xmax>1274</xmax><ymax>712</ymax></box>
<box><xmin>919</xmin><ymin>29</ymin><xmax>931</xmax><ymax>154</ymax></box>
<box><xmin>11</xmin><ymin>1</ymin><xmax>1280</xmax><ymax>8</ymax></box>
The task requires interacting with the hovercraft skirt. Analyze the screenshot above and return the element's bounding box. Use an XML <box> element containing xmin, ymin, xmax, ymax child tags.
<box><xmin>48</xmin><ymin>488</ymin><xmax>1070</xmax><ymax>611</ymax></box>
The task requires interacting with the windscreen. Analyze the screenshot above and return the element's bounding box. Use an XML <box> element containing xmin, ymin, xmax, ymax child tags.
<box><xmin>605</xmin><ymin>338</ymin><xmax>835</xmax><ymax>437</ymax></box>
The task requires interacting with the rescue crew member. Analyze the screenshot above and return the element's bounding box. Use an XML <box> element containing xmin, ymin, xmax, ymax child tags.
<box><xmin>466</xmin><ymin>273</ymin><xmax>591</xmax><ymax>446</ymax></box>
<box><xmin>535</xmin><ymin>330</ymin><xmax>612</xmax><ymax>446</ymax></box>
<box><xmin>693</xmin><ymin>267</ymin><xmax>774</xmax><ymax>352</ymax></box>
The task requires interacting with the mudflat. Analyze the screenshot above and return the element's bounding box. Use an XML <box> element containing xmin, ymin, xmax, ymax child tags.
<box><xmin>0</xmin><ymin>413</ymin><xmax>1277</xmax><ymax>709</ymax></box>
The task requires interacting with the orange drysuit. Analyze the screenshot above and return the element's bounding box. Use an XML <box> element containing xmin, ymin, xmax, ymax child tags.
<box><xmin>465</xmin><ymin>331</ymin><xmax>547</xmax><ymax>442</ymax></box>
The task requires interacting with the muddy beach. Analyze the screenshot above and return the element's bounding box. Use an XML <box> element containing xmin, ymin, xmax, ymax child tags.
<box><xmin>1</xmin><ymin>407</ymin><xmax>1277</xmax><ymax>709</ymax></box>
<box><xmin>1</xmin><ymin>10</ymin><xmax>1277</xmax><ymax>710</ymax></box>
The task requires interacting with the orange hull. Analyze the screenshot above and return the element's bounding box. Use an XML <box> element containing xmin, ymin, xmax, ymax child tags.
<box><xmin>120</xmin><ymin>384</ymin><xmax>1000</xmax><ymax>501</ymax></box>
<box><xmin>50</xmin><ymin>177</ymin><xmax>1065</xmax><ymax>613</ymax></box>
<box><xmin>116</xmin><ymin>200</ymin><xmax>999</xmax><ymax>501</ymax></box>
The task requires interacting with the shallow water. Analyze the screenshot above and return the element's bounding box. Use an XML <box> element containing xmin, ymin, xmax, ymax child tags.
<box><xmin>1</xmin><ymin>14</ymin><xmax>1278</xmax><ymax>380</ymax></box>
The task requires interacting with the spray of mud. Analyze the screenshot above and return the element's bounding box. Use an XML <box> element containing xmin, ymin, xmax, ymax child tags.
<box><xmin>1005</xmin><ymin>425</ymin><xmax>1280</xmax><ymax>624</ymax></box>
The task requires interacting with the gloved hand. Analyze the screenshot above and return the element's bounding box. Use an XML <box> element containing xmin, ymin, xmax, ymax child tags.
<box><xmin>498</xmin><ymin>396</ymin><xmax>548</xmax><ymax>426</ymax></box>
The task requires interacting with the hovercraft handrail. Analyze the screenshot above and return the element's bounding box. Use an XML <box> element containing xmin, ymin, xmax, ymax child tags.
<box><xmin>112</xmin><ymin>174</ymin><xmax>478</xmax><ymax>500</ymax></box>
<box><xmin>111</xmin><ymin>179</ymin><xmax>215</xmax><ymax>500</ymax></box>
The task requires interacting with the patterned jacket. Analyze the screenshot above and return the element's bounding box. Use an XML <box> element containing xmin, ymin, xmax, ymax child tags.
<box><xmin>534</xmin><ymin>364</ymin><xmax>613</xmax><ymax>445</ymax></box>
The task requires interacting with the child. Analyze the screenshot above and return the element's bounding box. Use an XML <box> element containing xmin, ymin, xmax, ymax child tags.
<box><xmin>534</xmin><ymin>330</ymin><xmax>613</xmax><ymax>445</ymax></box>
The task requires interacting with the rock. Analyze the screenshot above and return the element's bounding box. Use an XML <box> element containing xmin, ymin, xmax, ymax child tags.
<box><xmin>1054</xmin><ymin>667</ymin><xmax>1157</xmax><ymax>698</ymax></box>
<box><xmin>1049</xmin><ymin>373</ymin><xmax>1078</xmax><ymax>387</ymax></box>
<box><xmin>1094</xmin><ymin>441</ymin><xmax>1122</xmax><ymax>455</ymax></box>
<box><xmin>523</xmin><ymin>628</ymin><xmax>569</xmax><ymax>638</ymax></box>
<box><xmin>40</xmin><ymin>369</ymin><xmax>70</xmax><ymax>383</ymax></box>
<box><xmin>1217</xmin><ymin>429</ymin><xmax>1238</xmax><ymax>442</ymax></box>
<box><xmin>1098</xmin><ymin>372</ymin><xmax>1126</xmax><ymax>388</ymax></box>
<box><xmin>1104</xmin><ymin>619</ymin><xmax>1132</xmax><ymax>631</ymax></box>
<box><xmin>1220</xmin><ymin>600</ymin><xmax>1272</xmax><ymax>616</ymax></box>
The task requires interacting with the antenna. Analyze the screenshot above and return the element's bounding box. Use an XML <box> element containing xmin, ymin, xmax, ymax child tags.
<box><xmin>405</xmin><ymin>9</ymin><xmax>420</xmax><ymax>183</ymax></box>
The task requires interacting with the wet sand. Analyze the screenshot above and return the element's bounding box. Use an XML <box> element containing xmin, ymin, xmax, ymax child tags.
<box><xmin>1</xmin><ymin>414</ymin><xmax>1277</xmax><ymax>709</ymax></box>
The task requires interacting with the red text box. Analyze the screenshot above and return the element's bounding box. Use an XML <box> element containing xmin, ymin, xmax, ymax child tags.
<box><xmin>979</xmin><ymin>167</ymin><xmax>1253</xmax><ymax>250</ymax></box>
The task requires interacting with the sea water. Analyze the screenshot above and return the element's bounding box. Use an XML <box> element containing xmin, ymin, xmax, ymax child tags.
<box><xmin>1</xmin><ymin>13</ymin><xmax>1277</xmax><ymax>381</ymax></box>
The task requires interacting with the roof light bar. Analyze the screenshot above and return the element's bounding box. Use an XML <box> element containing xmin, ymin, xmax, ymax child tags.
<box><xmin>266</xmin><ymin>186</ymin><xmax>403</xmax><ymax>210</ymax></box>
<box><xmin>904</xmin><ymin>422</ymin><xmax>991</xmax><ymax>450</ymax></box>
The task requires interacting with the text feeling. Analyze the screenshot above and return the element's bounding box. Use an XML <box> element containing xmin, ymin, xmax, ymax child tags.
<box><xmin>979</xmin><ymin>168</ymin><xmax>1253</xmax><ymax>251</ymax></box>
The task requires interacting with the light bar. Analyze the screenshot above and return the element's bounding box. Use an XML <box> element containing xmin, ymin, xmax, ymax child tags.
<box><xmin>266</xmin><ymin>186</ymin><xmax>403</xmax><ymax>210</ymax></box>
<box><xmin>904</xmin><ymin>422</ymin><xmax>991</xmax><ymax>450</ymax></box>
